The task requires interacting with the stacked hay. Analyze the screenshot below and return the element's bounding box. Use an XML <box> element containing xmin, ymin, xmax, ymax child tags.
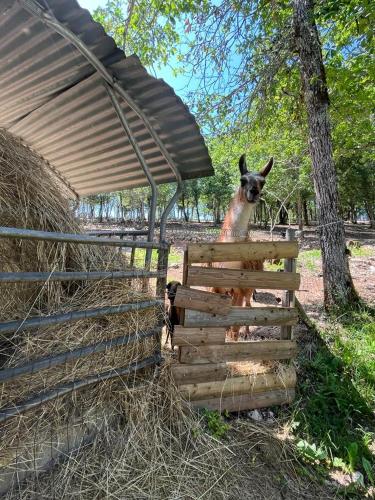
<box><xmin>0</xmin><ymin>130</ymin><xmax>160</xmax><ymax>490</ymax></box>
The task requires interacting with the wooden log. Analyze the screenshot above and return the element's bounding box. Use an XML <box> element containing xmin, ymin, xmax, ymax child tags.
<box><xmin>171</xmin><ymin>361</ymin><xmax>273</xmax><ymax>385</ymax></box>
<box><xmin>179</xmin><ymin>340</ymin><xmax>297</xmax><ymax>364</ymax></box>
<box><xmin>187</xmin><ymin>241</ymin><xmax>299</xmax><ymax>264</ymax></box>
<box><xmin>179</xmin><ymin>366</ymin><xmax>296</xmax><ymax>400</ymax></box>
<box><xmin>281</xmin><ymin>229</ymin><xmax>297</xmax><ymax>340</ymax></box>
<box><xmin>172</xmin><ymin>363</ymin><xmax>228</xmax><ymax>384</ymax></box>
<box><xmin>187</xmin><ymin>267</ymin><xmax>300</xmax><ymax>290</ymax></box>
<box><xmin>184</xmin><ymin>306</ymin><xmax>298</xmax><ymax>327</ymax></box>
<box><xmin>173</xmin><ymin>326</ymin><xmax>226</xmax><ymax>346</ymax></box>
<box><xmin>192</xmin><ymin>388</ymin><xmax>295</xmax><ymax>412</ymax></box>
<box><xmin>174</xmin><ymin>286</ymin><xmax>231</xmax><ymax>315</ymax></box>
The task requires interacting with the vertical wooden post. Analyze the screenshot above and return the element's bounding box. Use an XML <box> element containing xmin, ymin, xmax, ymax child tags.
<box><xmin>280</xmin><ymin>228</ymin><xmax>297</xmax><ymax>340</ymax></box>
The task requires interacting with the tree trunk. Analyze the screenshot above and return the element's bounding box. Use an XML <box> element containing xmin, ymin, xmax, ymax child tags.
<box><xmin>98</xmin><ymin>196</ymin><xmax>104</xmax><ymax>223</ymax></box>
<box><xmin>194</xmin><ymin>198</ymin><xmax>201</xmax><ymax>223</ymax></box>
<box><xmin>293</xmin><ymin>0</ymin><xmax>358</xmax><ymax>309</ymax></box>
<box><xmin>303</xmin><ymin>200</ymin><xmax>309</xmax><ymax>226</ymax></box>
<box><xmin>297</xmin><ymin>193</ymin><xmax>303</xmax><ymax>230</ymax></box>
<box><xmin>364</xmin><ymin>201</ymin><xmax>375</xmax><ymax>229</ymax></box>
<box><xmin>279</xmin><ymin>205</ymin><xmax>288</xmax><ymax>225</ymax></box>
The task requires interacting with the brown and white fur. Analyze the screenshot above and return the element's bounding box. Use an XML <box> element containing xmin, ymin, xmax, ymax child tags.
<box><xmin>213</xmin><ymin>154</ymin><xmax>273</xmax><ymax>340</ymax></box>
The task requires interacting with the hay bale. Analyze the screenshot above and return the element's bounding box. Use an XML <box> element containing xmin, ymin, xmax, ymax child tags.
<box><xmin>0</xmin><ymin>130</ymin><xmax>161</xmax><ymax>489</ymax></box>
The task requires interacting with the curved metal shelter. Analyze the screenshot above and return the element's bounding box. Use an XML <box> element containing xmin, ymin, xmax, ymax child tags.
<box><xmin>0</xmin><ymin>0</ymin><xmax>212</xmax><ymax>195</ymax></box>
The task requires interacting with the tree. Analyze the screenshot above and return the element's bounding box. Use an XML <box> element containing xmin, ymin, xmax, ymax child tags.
<box><xmin>292</xmin><ymin>0</ymin><xmax>358</xmax><ymax>307</ymax></box>
<box><xmin>177</xmin><ymin>0</ymin><xmax>368</xmax><ymax>309</ymax></box>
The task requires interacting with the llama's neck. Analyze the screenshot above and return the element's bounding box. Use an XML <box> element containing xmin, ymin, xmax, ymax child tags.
<box><xmin>218</xmin><ymin>189</ymin><xmax>256</xmax><ymax>242</ymax></box>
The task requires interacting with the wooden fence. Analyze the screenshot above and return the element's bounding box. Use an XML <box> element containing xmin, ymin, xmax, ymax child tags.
<box><xmin>171</xmin><ymin>233</ymin><xmax>300</xmax><ymax>412</ymax></box>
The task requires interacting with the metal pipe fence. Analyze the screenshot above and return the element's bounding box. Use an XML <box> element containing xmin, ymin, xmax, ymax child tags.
<box><xmin>0</xmin><ymin>354</ymin><xmax>162</xmax><ymax>424</ymax></box>
<box><xmin>0</xmin><ymin>224</ymin><xmax>169</xmax><ymax>421</ymax></box>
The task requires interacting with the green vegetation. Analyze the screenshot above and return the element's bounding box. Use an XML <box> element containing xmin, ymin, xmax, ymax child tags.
<box><xmin>201</xmin><ymin>409</ymin><xmax>230</xmax><ymax>439</ymax></box>
<box><xmin>298</xmin><ymin>249</ymin><xmax>321</xmax><ymax>273</ymax></box>
<box><xmin>290</xmin><ymin>309</ymin><xmax>375</xmax><ymax>489</ymax></box>
<box><xmin>350</xmin><ymin>246</ymin><xmax>374</xmax><ymax>258</ymax></box>
<box><xmin>264</xmin><ymin>260</ymin><xmax>284</xmax><ymax>272</ymax></box>
<box><xmin>133</xmin><ymin>247</ymin><xmax>182</xmax><ymax>269</ymax></box>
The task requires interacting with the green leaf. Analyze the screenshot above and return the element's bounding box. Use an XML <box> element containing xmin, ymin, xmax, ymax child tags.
<box><xmin>362</xmin><ymin>457</ymin><xmax>374</xmax><ymax>485</ymax></box>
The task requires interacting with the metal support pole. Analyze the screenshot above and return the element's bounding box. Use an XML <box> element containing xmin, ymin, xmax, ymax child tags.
<box><xmin>104</xmin><ymin>83</ymin><xmax>157</xmax><ymax>269</ymax></box>
<box><xmin>159</xmin><ymin>181</ymin><xmax>182</xmax><ymax>243</ymax></box>
<box><xmin>0</xmin><ymin>226</ymin><xmax>166</xmax><ymax>249</ymax></box>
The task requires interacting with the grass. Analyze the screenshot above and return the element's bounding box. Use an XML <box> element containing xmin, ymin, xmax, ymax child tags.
<box><xmin>350</xmin><ymin>246</ymin><xmax>374</xmax><ymax>258</ymax></box>
<box><xmin>289</xmin><ymin>308</ymin><xmax>375</xmax><ymax>494</ymax></box>
<box><xmin>133</xmin><ymin>247</ymin><xmax>182</xmax><ymax>268</ymax></box>
<box><xmin>298</xmin><ymin>249</ymin><xmax>321</xmax><ymax>272</ymax></box>
<box><xmin>297</xmin><ymin>246</ymin><xmax>373</xmax><ymax>275</ymax></box>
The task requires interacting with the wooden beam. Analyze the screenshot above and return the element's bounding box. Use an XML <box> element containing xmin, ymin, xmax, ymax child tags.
<box><xmin>172</xmin><ymin>361</ymin><xmax>274</xmax><ymax>385</ymax></box>
<box><xmin>179</xmin><ymin>367</ymin><xmax>296</xmax><ymax>400</ymax></box>
<box><xmin>187</xmin><ymin>241</ymin><xmax>299</xmax><ymax>264</ymax></box>
<box><xmin>174</xmin><ymin>286</ymin><xmax>231</xmax><ymax>315</ymax></box>
<box><xmin>172</xmin><ymin>362</ymin><xmax>228</xmax><ymax>384</ymax></box>
<box><xmin>281</xmin><ymin>229</ymin><xmax>297</xmax><ymax>340</ymax></box>
<box><xmin>192</xmin><ymin>388</ymin><xmax>295</xmax><ymax>412</ymax></box>
<box><xmin>179</xmin><ymin>340</ymin><xmax>297</xmax><ymax>364</ymax></box>
<box><xmin>184</xmin><ymin>306</ymin><xmax>298</xmax><ymax>327</ymax></box>
<box><xmin>187</xmin><ymin>267</ymin><xmax>300</xmax><ymax>290</ymax></box>
<box><xmin>173</xmin><ymin>326</ymin><xmax>226</xmax><ymax>346</ymax></box>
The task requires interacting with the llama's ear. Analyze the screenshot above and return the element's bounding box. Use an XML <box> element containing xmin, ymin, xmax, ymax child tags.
<box><xmin>239</xmin><ymin>154</ymin><xmax>248</xmax><ymax>175</ymax></box>
<box><xmin>259</xmin><ymin>157</ymin><xmax>273</xmax><ymax>178</ymax></box>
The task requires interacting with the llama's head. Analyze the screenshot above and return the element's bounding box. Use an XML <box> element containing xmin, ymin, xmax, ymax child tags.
<box><xmin>238</xmin><ymin>154</ymin><xmax>273</xmax><ymax>204</ymax></box>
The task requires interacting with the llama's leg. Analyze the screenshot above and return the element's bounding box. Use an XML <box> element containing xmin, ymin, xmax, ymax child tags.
<box><xmin>244</xmin><ymin>289</ymin><xmax>253</xmax><ymax>338</ymax></box>
<box><xmin>229</xmin><ymin>290</ymin><xmax>243</xmax><ymax>341</ymax></box>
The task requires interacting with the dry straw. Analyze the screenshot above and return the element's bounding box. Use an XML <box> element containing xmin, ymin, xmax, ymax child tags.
<box><xmin>0</xmin><ymin>130</ymin><xmax>160</xmax><ymax>479</ymax></box>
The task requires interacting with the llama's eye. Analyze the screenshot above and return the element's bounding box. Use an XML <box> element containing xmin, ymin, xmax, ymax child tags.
<box><xmin>240</xmin><ymin>178</ymin><xmax>247</xmax><ymax>187</ymax></box>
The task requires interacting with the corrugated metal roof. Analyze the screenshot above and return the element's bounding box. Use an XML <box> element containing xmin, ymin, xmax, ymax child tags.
<box><xmin>0</xmin><ymin>0</ymin><xmax>213</xmax><ymax>196</ymax></box>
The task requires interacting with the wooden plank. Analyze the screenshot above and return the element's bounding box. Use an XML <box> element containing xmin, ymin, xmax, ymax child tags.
<box><xmin>187</xmin><ymin>266</ymin><xmax>300</xmax><ymax>290</ymax></box>
<box><xmin>192</xmin><ymin>388</ymin><xmax>295</xmax><ymax>412</ymax></box>
<box><xmin>179</xmin><ymin>340</ymin><xmax>297</xmax><ymax>364</ymax></box>
<box><xmin>171</xmin><ymin>361</ymin><xmax>274</xmax><ymax>384</ymax></box>
<box><xmin>172</xmin><ymin>362</ymin><xmax>229</xmax><ymax>384</ymax></box>
<box><xmin>184</xmin><ymin>306</ymin><xmax>298</xmax><ymax>328</ymax></box>
<box><xmin>281</xmin><ymin>229</ymin><xmax>297</xmax><ymax>340</ymax></box>
<box><xmin>180</xmin><ymin>249</ymin><xmax>189</xmax><ymax>327</ymax></box>
<box><xmin>173</xmin><ymin>326</ymin><xmax>226</xmax><ymax>346</ymax></box>
<box><xmin>187</xmin><ymin>241</ymin><xmax>298</xmax><ymax>264</ymax></box>
<box><xmin>179</xmin><ymin>367</ymin><xmax>296</xmax><ymax>400</ymax></box>
<box><xmin>174</xmin><ymin>286</ymin><xmax>231</xmax><ymax>315</ymax></box>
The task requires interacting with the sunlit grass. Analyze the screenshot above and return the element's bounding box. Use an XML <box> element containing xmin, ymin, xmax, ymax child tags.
<box><xmin>290</xmin><ymin>307</ymin><xmax>375</xmax><ymax>489</ymax></box>
<box><xmin>133</xmin><ymin>247</ymin><xmax>182</xmax><ymax>269</ymax></box>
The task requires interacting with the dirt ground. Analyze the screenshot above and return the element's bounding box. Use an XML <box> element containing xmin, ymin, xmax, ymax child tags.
<box><xmin>84</xmin><ymin>220</ymin><xmax>375</xmax><ymax>316</ymax></box>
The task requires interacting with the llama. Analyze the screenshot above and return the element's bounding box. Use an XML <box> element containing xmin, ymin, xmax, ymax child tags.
<box><xmin>165</xmin><ymin>281</ymin><xmax>182</xmax><ymax>348</ymax></box>
<box><xmin>213</xmin><ymin>154</ymin><xmax>273</xmax><ymax>339</ymax></box>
